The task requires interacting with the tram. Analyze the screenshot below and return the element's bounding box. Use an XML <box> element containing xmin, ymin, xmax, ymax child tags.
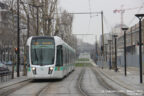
<box><xmin>26</xmin><ymin>36</ymin><xmax>76</xmax><ymax>79</ymax></box>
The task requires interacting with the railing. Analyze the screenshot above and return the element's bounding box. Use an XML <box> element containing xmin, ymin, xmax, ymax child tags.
<box><xmin>0</xmin><ymin>70</ymin><xmax>12</xmax><ymax>82</ymax></box>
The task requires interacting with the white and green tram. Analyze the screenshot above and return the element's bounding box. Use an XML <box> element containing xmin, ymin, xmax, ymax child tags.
<box><xmin>26</xmin><ymin>36</ymin><xmax>76</xmax><ymax>79</ymax></box>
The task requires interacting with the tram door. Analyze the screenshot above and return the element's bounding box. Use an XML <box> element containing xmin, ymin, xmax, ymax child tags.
<box><xmin>56</xmin><ymin>45</ymin><xmax>63</xmax><ymax>67</ymax></box>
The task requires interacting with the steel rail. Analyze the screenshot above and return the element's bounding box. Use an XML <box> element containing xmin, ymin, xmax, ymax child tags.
<box><xmin>91</xmin><ymin>67</ymin><xmax>129</xmax><ymax>96</ymax></box>
<box><xmin>77</xmin><ymin>68</ymin><xmax>89</xmax><ymax>96</ymax></box>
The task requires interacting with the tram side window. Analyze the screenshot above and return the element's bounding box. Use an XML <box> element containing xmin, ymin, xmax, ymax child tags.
<box><xmin>56</xmin><ymin>45</ymin><xmax>63</xmax><ymax>66</ymax></box>
<box><xmin>26</xmin><ymin>46</ymin><xmax>30</xmax><ymax>67</ymax></box>
<box><xmin>65</xmin><ymin>48</ymin><xmax>68</xmax><ymax>65</ymax></box>
<box><xmin>64</xmin><ymin>47</ymin><xmax>66</xmax><ymax>65</ymax></box>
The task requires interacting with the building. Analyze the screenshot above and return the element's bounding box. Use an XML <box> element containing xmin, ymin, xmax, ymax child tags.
<box><xmin>117</xmin><ymin>20</ymin><xmax>144</xmax><ymax>55</ymax></box>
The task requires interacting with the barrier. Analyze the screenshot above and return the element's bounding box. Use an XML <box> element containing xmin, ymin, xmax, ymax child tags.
<box><xmin>0</xmin><ymin>71</ymin><xmax>12</xmax><ymax>82</ymax></box>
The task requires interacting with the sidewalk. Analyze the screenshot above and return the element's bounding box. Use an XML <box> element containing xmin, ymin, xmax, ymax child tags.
<box><xmin>0</xmin><ymin>72</ymin><xmax>29</xmax><ymax>89</ymax></box>
<box><xmin>89</xmin><ymin>59</ymin><xmax>144</xmax><ymax>95</ymax></box>
<box><xmin>97</xmin><ymin>66</ymin><xmax>144</xmax><ymax>95</ymax></box>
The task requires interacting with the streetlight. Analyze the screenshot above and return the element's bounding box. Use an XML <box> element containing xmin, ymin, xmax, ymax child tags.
<box><xmin>113</xmin><ymin>35</ymin><xmax>118</xmax><ymax>72</ymax></box>
<box><xmin>108</xmin><ymin>40</ymin><xmax>112</xmax><ymax>70</ymax></box>
<box><xmin>17</xmin><ymin>0</ymin><xmax>20</xmax><ymax>77</ymax></box>
<box><xmin>135</xmin><ymin>14</ymin><xmax>144</xmax><ymax>83</ymax></box>
<box><xmin>20</xmin><ymin>1</ymin><xmax>30</xmax><ymax>38</ymax></box>
<box><xmin>44</xmin><ymin>15</ymin><xmax>54</xmax><ymax>35</ymax></box>
<box><xmin>29</xmin><ymin>3</ymin><xmax>43</xmax><ymax>36</ymax></box>
<box><xmin>122</xmin><ymin>27</ymin><xmax>128</xmax><ymax>76</ymax></box>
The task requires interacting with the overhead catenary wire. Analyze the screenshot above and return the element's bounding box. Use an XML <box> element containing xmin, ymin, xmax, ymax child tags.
<box><xmin>128</xmin><ymin>3</ymin><xmax>144</xmax><ymax>26</ymax></box>
<box><xmin>88</xmin><ymin>0</ymin><xmax>92</xmax><ymax>17</ymax></box>
<box><xmin>54</xmin><ymin>12</ymin><xmax>101</xmax><ymax>15</ymax></box>
<box><xmin>113</xmin><ymin>4</ymin><xmax>144</xmax><ymax>27</ymax></box>
<box><xmin>87</xmin><ymin>0</ymin><xmax>93</xmax><ymax>40</ymax></box>
<box><xmin>103</xmin><ymin>15</ymin><xmax>113</xmax><ymax>33</ymax></box>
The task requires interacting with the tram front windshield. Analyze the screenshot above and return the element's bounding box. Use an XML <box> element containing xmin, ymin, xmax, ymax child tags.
<box><xmin>31</xmin><ymin>38</ymin><xmax>55</xmax><ymax>65</ymax></box>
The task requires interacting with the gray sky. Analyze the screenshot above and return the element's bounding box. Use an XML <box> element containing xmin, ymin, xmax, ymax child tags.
<box><xmin>59</xmin><ymin>0</ymin><xmax>144</xmax><ymax>44</ymax></box>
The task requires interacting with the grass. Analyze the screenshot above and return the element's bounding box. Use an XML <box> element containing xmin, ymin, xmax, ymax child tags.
<box><xmin>77</xmin><ymin>58</ymin><xmax>89</xmax><ymax>61</ymax></box>
<box><xmin>75</xmin><ymin>58</ymin><xmax>92</xmax><ymax>67</ymax></box>
<box><xmin>75</xmin><ymin>63</ymin><xmax>92</xmax><ymax>67</ymax></box>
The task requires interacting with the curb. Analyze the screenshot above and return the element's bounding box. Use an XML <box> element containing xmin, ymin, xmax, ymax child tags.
<box><xmin>0</xmin><ymin>77</ymin><xmax>29</xmax><ymax>89</ymax></box>
<box><xmin>98</xmin><ymin>68</ymin><xmax>134</xmax><ymax>91</ymax></box>
<box><xmin>91</xmin><ymin>61</ymin><xmax>144</xmax><ymax>95</ymax></box>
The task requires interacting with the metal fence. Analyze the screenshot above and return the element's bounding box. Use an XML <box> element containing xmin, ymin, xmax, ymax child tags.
<box><xmin>0</xmin><ymin>65</ymin><xmax>24</xmax><ymax>83</ymax></box>
<box><xmin>97</xmin><ymin>54</ymin><xmax>144</xmax><ymax>69</ymax></box>
<box><xmin>0</xmin><ymin>71</ymin><xmax>12</xmax><ymax>82</ymax></box>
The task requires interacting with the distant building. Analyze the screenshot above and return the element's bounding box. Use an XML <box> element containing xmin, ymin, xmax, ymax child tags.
<box><xmin>99</xmin><ymin>33</ymin><xmax>112</xmax><ymax>47</ymax></box>
<box><xmin>111</xmin><ymin>24</ymin><xmax>128</xmax><ymax>36</ymax></box>
<box><xmin>117</xmin><ymin>20</ymin><xmax>144</xmax><ymax>55</ymax></box>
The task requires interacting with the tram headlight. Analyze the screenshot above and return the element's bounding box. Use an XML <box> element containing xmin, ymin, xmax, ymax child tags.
<box><xmin>50</xmin><ymin>67</ymin><xmax>54</xmax><ymax>71</ymax></box>
<box><xmin>48</xmin><ymin>67</ymin><xmax>54</xmax><ymax>74</ymax></box>
<box><xmin>32</xmin><ymin>67</ymin><xmax>36</xmax><ymax>75</ymax></box>
<box><xmin>32</xmin><ymin>67</ymin><xmax>36</xmax><ymax>71</ymax></box>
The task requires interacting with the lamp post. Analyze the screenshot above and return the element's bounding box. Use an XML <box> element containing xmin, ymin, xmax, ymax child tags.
<box><xmin>122</xmin><ymin>27</ymin><xmax>128</xmax><ymax>76</ymax></box>
<box><xmin>108</xmin><ymin>40</ymin><xmax>112</xmax><ymax>70</ymax></box>
<box><xmin>20</xmin><ymin>1</ymin><xmax>30</xmax><ymax>38</ymax></box>
<box><xmin>135</xmin><ymin>14</ymin><xmax>144</xmax><ymax>83</ymax></box>
<box><xmin>17</xmin><ymin>0</ymin><xmax>20</xmax><ymax>77</ymax></box>
<box><xmin>113</xmin><ymin>35</ymin><xmax>118</xmax><ymax>72</ymax></box>
<box><xmin>33</xmin><ymin>5</ymin><xmax>42</xmax><ymax>36</ymax></box>
<box><xmin>30</xmin><ymin>3</ymin><xmax>43</xmax><ymax>36</ymax></box>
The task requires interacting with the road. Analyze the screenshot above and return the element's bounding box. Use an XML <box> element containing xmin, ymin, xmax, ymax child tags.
<box><xmin>1</xmin><ymin>67</ymin><xmax>125</xmax><ymax>96</ymax></box>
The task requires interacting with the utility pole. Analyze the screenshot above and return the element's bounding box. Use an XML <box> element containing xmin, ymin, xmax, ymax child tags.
<box><xmin>36</xmin><ymin>7</ymin><xmax>39</xmax><ymax>36</ymax></box>
<box><xmin>17</xmin><ymin>0</ymin><xmax>20</xmax><ymax>77</ymax></box>
<box><xmin>27</xmin><ymin>14</ymin><xmax>30</xmax><ymax>38</ymax></box>
<box><xmin>105</xmin><ymin>44</ymin><xmax>108</xmax><ymax>61</ymax></box>
<box><xmin>95</xmin><ymin>35</ymin><xmax>98</xmax><ymax>62</ymax></box>
<box><xmin>101</xmin><ymin>11</ymin><xmax>104</xmax><ymax>58</ymax></box>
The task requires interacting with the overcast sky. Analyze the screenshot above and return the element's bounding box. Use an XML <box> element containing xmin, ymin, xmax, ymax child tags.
<box><xmin>58</xmin><ymin>0</ymin><xmax>144</xmax><ymax>44</ymax></box>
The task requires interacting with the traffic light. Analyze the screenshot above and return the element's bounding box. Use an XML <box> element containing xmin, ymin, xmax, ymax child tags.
<box><xmin>15</xmin><ymin>48</ymin><xmax>18</xmax><ymax>54</ymax></box>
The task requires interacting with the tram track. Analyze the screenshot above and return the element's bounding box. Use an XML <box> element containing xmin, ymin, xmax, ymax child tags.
<box><xmin>36</xmin><ymin>70</ymin><xmax>80</xmax><ymax>96</ymax></box>
<box><xmin>77</xmin><ymin>68</ymin><xmax>89</xmax><ymax>96</ymax></box>
<box><xmin>35</xmin><ymin>83</ymin><xmax>50</xmax><ymax>96</ymax></box>
<box><xmin>0</xmin><ymin>79</ymin><xmax>51</xmax><ymax>96</ymax></box>
<box><xmin>91</xmin><ymin>67</ymin><xmax>128</xmax><ymax>96</ymax></box>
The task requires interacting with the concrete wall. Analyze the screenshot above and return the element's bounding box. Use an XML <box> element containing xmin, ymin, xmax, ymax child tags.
<box><xmin>97</xmin><ymin>55</ymin><xmax>144</xmax><ymax>73</ymax></box>
<box><xmin>117</xmin><ymin>55</ymin><xmax>140</xmax><ymax>67</ymax></box>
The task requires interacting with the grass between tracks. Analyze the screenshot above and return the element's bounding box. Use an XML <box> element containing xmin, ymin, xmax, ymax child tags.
<box><xmin>75</xmin><ymin>58</ymin><xmax>92</xmax><ymax>67</ymax></box>
<box><xmin>75</xmin><ymin>63</ymin><xmax>92</xmax><ymax>67</ymax></box>
<box><xmin>77</xmin><ymin>58</ymin><xmax>89</xmax><ymax>61</ymax></box>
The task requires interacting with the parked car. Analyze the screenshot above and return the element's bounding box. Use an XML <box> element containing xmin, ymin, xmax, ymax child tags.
<box><xmin>6</xmin><ymin>61</ymin><xmax>13</xmax><ymax>65</ymax></box>
<box><xmin>0</xmin><ymin>62</ymin><xmax>9</xmax><ymax>71</ymax></box>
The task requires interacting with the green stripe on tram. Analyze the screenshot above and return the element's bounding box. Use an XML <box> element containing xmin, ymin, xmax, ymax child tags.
<box><xmin>60</xmin><ymin>67</ymin><xmax>63</xmax><ymax>70</ymax></box>
<box><xmin>55</xmin><ymin>67</ymin><xmax>57</xmax><ymax>71</ymax></box>
<box><xmin>55</xmin><ymin>67</ymin><xmax>64</xmax><ymax>71</ymax></box>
